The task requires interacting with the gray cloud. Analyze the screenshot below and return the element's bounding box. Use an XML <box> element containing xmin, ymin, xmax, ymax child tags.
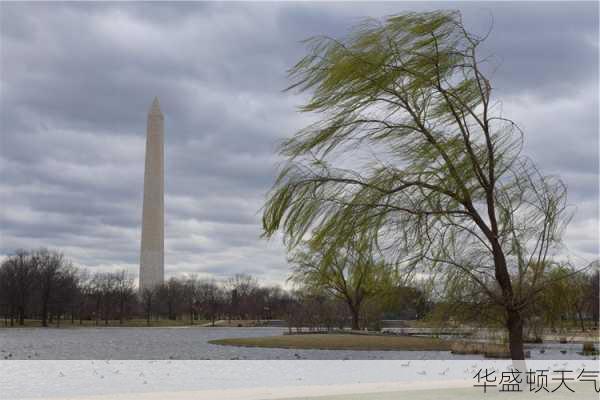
<box><xmin>0</xmin><ymin>2</ymin><xmax>598</xmax><ymax>283</ymax></box>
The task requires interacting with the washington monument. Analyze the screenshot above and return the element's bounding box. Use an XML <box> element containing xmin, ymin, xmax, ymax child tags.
<box><xmin>139</xmin><ymin>97</ymin><xmax>164</xmax><ymax>293</ymax></box>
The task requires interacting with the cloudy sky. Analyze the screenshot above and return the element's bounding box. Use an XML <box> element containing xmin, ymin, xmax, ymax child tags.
<box><xmin>1</xmin><ymin>1</ymin><xmax>598</xmax><ymax>285</ymax></box>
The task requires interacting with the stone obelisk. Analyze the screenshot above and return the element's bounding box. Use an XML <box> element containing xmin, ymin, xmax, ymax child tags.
<box><xmin>139</xmin><ymin>97</ymin><xmax>164</xmax><ymax>293</ymax></box>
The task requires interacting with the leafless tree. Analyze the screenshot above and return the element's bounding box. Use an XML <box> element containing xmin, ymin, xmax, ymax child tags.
<box><xmin>0</xmin><ymin>250</ymin><xmax>38</xmax><ymax>325</ymax></box>
<box><xmin>112</xmin><ymin>270</ymin><xmax>135</xmax><ymax>324</ymax></box>
<box><xmin>182</xmin><ymin>276</ymin><xmax>199</xmax><ymax>324</ymax></box>
<box><xmin>157</xmin><ymin>277</ymin><xmax>185</xmax><ymax>320</ymax></box>
<box><xmin>197</xmin><ymin>279</ymin><xmax>224</xmax><ymax>326</ymax></box>
<box><xmin>141</xmin><ymin>287</ymin><xmax>156</xmax><ymax>326</ymax></box>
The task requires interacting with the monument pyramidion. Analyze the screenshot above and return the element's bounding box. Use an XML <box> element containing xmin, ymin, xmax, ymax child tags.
<box><xmin>139</xmin><ymin>97</ymin><xmax>165</xmax><ymax>294</ymax></box>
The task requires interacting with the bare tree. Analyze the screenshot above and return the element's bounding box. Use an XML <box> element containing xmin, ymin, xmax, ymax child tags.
<box><xmin>113</xmin><ymin>270</ymin><xmax>135</xmax><ymax>324</ymax></box>
<box><xmin>225</xmin><ymin>274</ymin><xmax>259</xmax><ymax>320</ymax></box>
<box><xmin>0</xmin><ymin>262</ymin><xmax>13</xmax><ymax>326</ymax></box>
<box><xmin>36</xmin><ymin>249</ymin><xmax>68</xmax><ymax>327</ymax></box>
<box><xmin>183</xmin><ymin>276</ymin><xmax>198</xmax><ymax>324</ymax></box>
<box><xmin>197</xmin><ymin>279</ymin><xmax>223</xmax><ymax>326</ymax></box>
<box><xmin>141</xmin><ymin>287</ymin><xmax>156</xmax><ymax>326</ymax></box>
<box><xmin>87</xmin><ymin>272</ymin><xmax>114</xmax><ymax>325</ymax></box>
<box><xmin>0</xmin><ymin>250</ymin><xmax>38</xmax><ymax>325</ymax></box>
<box><xmin>157</xmin><ymin>277</ymin><xmax>184</xmax><ymax>320</ymax></box>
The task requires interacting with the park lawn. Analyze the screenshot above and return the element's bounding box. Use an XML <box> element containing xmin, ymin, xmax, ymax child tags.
<box><xmin>209</xmin><ymin>333</ymin><xmax>452</xmax><ymax>351</ymax></box>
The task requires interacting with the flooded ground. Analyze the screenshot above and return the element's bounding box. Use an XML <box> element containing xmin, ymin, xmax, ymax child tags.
<box><xmin>0</xmin><ymin>327</ymin><xmax>595</xmax><ymax>360</ymax></box>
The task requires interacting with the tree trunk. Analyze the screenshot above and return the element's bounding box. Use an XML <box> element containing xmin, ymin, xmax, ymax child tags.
<box><xmin>41</xmin><ymin>299</ymin><xmax>48</xmax><ymax>327</ymax></box>
<box><xmin>577</xmin><ymin>310</ymin><xmax>585</xmax><ymax>331</ymax></box>
<box><xmin>119</xmin><ymin>300</ymin><xmax>124</xmax><ymax>325</ymax></box>
<box><xmin>351</xmin><ymin>312</ymin><xmax>359</xmax><ymax>330</ymax></box>
<box><xmin>41</xmin><ymin>281</ymin><xmax>51</xmax><ymax>327</ymax></box>
<box><xmin>95</xmin><ymin>299</ymin><xmax>100</xmax><ymax>326</ymax></box>
<box><xmin>491</xmin><ymin>240</ymin><xmax>525</xmax><ymax>360</ymax></box>
<box><xmin>507</xmin><ymin>309</ymin><xmax>525</xmax><ymax>360</ymax></box>
<box><xmin>347</xmin><ymin>302</ymin><xmax>360</xmax><ymax>330</ymax></box>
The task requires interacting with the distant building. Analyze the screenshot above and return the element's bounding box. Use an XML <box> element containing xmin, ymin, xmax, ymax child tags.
<box><xmin>139</xmin><ymin>97</ymin><xmax>164</xmax><ymax>293</ymax></box>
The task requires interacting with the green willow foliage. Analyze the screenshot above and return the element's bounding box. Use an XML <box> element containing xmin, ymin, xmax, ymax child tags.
<box><xmin>262</xmin><ymin>11</ymin><xmax>570</xmax><ymax>357</ymax></box>
<box><xmin>289</xmin><ymin>240</ymin><xmax>395</xmax><ymax>307</ymax></box>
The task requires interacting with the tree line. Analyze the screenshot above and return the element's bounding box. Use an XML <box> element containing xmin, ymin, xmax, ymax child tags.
<box><xmin>286</xmin><ymin>239</ymin><xmax>598</xmax><ymax>334</ymax></box>
<box><xmin>0</xmin><ymin>249</ymin><xmax>290</xmax><ymax>326</ymax></box>
<box><xmin>1</xmin><ymin>248</ymin><xmax>596</xmax><ymax>333</ymax></box>
<box><xmin>0</xmin><ymin>248</ymin><xmax>426</xmax><ymax>328</ymax></box>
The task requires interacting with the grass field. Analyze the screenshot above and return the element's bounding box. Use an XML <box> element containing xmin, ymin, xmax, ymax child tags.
<box><xmin>209</xmin><ymin>333</ymin><xmax>452</xmax><ymax>351</ymax></box>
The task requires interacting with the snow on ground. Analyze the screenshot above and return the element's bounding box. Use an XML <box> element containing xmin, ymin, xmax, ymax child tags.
<box><xmin>2</xmin><ymin>360</ymin><xmax>599</xmax><ymax>400</ymax></box>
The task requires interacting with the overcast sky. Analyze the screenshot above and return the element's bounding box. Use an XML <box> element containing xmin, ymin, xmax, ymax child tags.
<box><xmin>1</xmin><ymin>2</ymin><xmax>598</xmax><ymax>285</ymax></box>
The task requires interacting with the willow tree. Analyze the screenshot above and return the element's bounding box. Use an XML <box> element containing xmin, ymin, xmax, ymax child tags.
<box><xmin>289</xmin><ymin>239</ymin><xmax>394</xmax><ymax>330</ymax></box>
<box><xmin>262</xmin><ymin>11</ymin><xmax>570</xmax><ymax>359</ymax></box>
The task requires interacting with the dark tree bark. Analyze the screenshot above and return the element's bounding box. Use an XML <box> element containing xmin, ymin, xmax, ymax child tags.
<box><xmin>507</xmin><ymin>310</ymin><xmax>525</xmax><ymax>360</ymax></box>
